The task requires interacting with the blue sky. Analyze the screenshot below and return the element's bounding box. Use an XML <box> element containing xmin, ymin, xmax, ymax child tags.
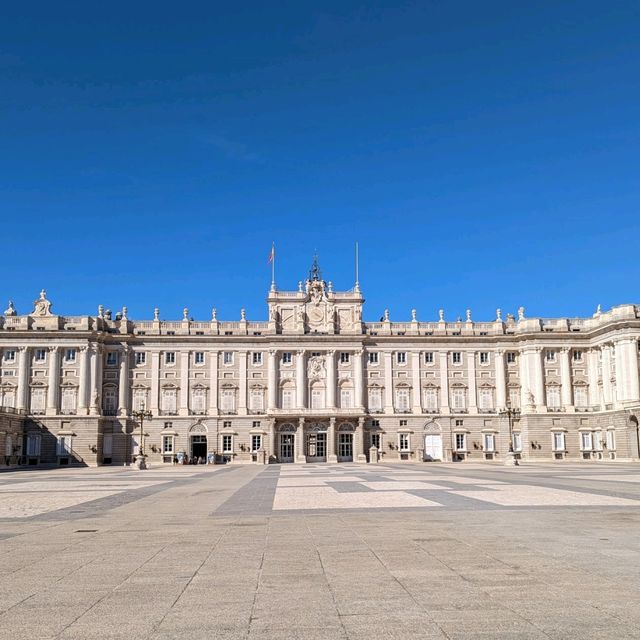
<box><xmin>1</xmin><ymin>1</ymin><xmax>638</xmax><ymax>322</ymax></box>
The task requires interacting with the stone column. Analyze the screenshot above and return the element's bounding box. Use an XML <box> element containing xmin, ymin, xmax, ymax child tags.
<box><xmin>439</xmin><ymin>351</ymin><xmax>449</xmax><ymax>413</ymax></box>
<box><xmin>267</xmin><ymin>350</ymin><xmax>278</xmax><ymax>410</ymax></box>
<box><xmin>533</xmin><ymin>347</ymin><xmax>545</xmax><ymax>410</ymax></box>
<box><xmin>78</xmin><ymin>346</ymin><xmax>90</xmax><ymax>414</ymax></box>
<box><xmin>46</xmin><ymin>346</ymin><xmax>60</xmax><ymax>415</ymax></box>
<box><xmin>467</xmin><ymin>351</ymin><xmax>477</xmax><ymax>413</ymax></box>
<box><xmin>296</xmin><ymin>350</ymin><xmax>306</xmax><ymax>409</ymax></box>
<box><xmin>383</xmin><ymin>351</ymin><xmax>394</xmax><ymax>413</ymax></box>
<box><xmin>354</xmin><ymin>349</ymin><xmax>364</xmax><ymax>409</ymax></box>
<box><xmin>270</xmin><ymin>419</ymin><xmax>278</xmax><ymax>461</ymax></box>
<box><xmin>16</xmin><ymin>346</ymin><xmax>30</xmax><ymax>411</ymax></box>
<box><xmin>179</xmin><ymin>351</ymin><xmax>189</xmax><ymax>416</ymax></box>
<box><xmin>89</xmin><ymin>345</ymin><xmax>103</xmax><ymax>415</ymax></box>
<box><xmin>118</xmin><ymin>346</ymin><xmax>130</xmax><ymax>416</ymax></box>
<box><xmin>238</xmin><ymin>351</ymin><xmax>248</xmax><ymax>416</ymax></box>
<box><xmin>602</xmin><ymin>344</ymin><xmax>613</xmax><ymax>406</ymax></box>
<box><xmin>355</xmin><ymin>416</ymin><xmax>366</xmax><ymax>462</ymax></box>
<box><xmin>295</xmin><ymin>417</ymin><xmax>305</xmax><ymax>463</ymax></box>
<box><xmin>327</xmin><ymin>416</ymin><xmax>338</xmax><ymax>463</ymax></box>
<box><xmin>411</xmin><ymin>351</ymin><xmax>421</xmax><ymax>414</ymax></box>
<box><xmin>559</xmin><ymin>347</ymin><xmax>573</xmax><ymax>411</ymax></box>
<box><xmin>518</xmin><ymin>348</ymin><xmax>529</xmax><ymax>410</ymax></box>
<box><xmin>495</xmin><ymin>350</ymin><xmax>506</xmax><ymax>409</ymax></box>
<box><xmin>209</xmin><ymin>350</ymin><xmax>219</xmax><ymax>413</ymax></box>
<box><xmin>150</xmin><ymin>351</ymin><xmax>160</xmax><ymax>413</ymax></box>
<box><xmin>615</xmin><ymin>338</ymin><xmax>640</xmax><ymax>404</ymax></box>
<box><xmin>587</xmin><ymin>348</ymin><xmax>600</xmax><ymax>409</ymax></box>
<box><xmin>326</xmin><ymin>350</ymin><xmax>336</xmax><ymax>408</ymax></box>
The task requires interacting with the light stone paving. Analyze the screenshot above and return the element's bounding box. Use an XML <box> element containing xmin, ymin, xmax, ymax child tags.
<box><xmin>1</xmin><ymin>462</ymin><xmax>640</xmax><ymax>639</ymax></box>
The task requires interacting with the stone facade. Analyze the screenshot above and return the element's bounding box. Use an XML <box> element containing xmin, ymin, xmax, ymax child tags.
<box><xmin>1</xmin><ymin>269</ymin><xmax>639</xmax><ymax>468</ymax></box>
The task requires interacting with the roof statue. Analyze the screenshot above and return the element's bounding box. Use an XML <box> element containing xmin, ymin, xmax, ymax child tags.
<box><xmin>4</xmin><ymin>300</ymin><xmax>16</xmax><ymax>316</ymax></box>
<box><xmin>308</xmin><ymin>254</ymin><xmax>322</xmax><ymax>282</ymax></box>
<box><xmin>32</xmin><ymin>289</ymin><xmax>53</xmax><ymax>317</ymax></box>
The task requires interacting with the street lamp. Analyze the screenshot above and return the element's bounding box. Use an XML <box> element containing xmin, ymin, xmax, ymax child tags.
<box><xmin>499</xmin><ymin>403</ymin><xmax>521</xmax><ymax>466</ymax></box>
<box><xmin>131</xmin><ymin>404</ymin><xmax>152</xmax><ymax>470</ymax></box>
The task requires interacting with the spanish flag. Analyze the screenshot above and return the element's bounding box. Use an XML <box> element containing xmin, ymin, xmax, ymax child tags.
<box><xmin>267</xmin><ymin>243</ymin><xmax>275</xmax><ymax>264</ymax></box>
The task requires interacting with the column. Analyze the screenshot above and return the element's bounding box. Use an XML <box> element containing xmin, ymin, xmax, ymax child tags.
<box><xmin>559</xmin><ymin>347</ymin><xmax>573</xmax><ymax>410</ymax></box>
<box><xmin>208</xmin><ymin>350</ymin><xmax>219</xmax><ymax>413</ymax></box>
<box><xmin>179</xmin><ymin>351</ymin><xmax>189</xmax><ymax>416</ymax></box>
<box><xmin>296</xmin><ymin>350</ymin><xmax>306</xmax><ymax>409</ymax></box>
<box><xmin>586</xmin><ymin>348</ymin><xmax>600</xmax><ymax>409</ymax></box>
<box><xmin>327</xmin><ymin>416</ymin><xmax>337</xmax><ymax>463</ymax></box>
<box><xmin>295</xmin><ymin>417</ymin><xmax>305</xmax><ymax>463</ymax></box>
<box><xmin>267</xmin><ymin>350</ymin><xmax>277</xmax><ymax>410</ymax></box>
<box><xmin>89</xmin><ymin>345</ymin><xmax>99</xmax><ymax>415</ymax></box>
<box><xmin>615</xmin><ymin>338</ymin><xmax>640</xmax><ymax>403</ymax></box>
<box><xmin>602</xmin><ymin>344</ymin><xmax>613</xmax><ymax>406</ymax></box>
<box><xmin>270</xmin><ymin>419</ymin><xmax>277</xmax><ymax>461</ymax></box>
<box><xmin>411</xmin><ymin>351</ymin><xmax>421</xmax><ymax>413</ymax></box>
<box><xmin>16</xmin><ymin>346</ymin><xmax>30</xmax><ymax>411</ymax></box>
<box><xmin>467</xmin><ymin>351</ymin><xmax>477</xmax><ymax>413</ymax></box>
<box><xmin>532</xmin><ymin>348</ymin><xmax>545</xmax><ymax>410</ymax></box>
<box><xmin>326</xmin><ymin>350</ymin><xmax>336</xmax><ymax>408</ymax></box>
<box><xmin>495</xmin><ymin>350</ymin><xmax>506</xmax><ymax>409</ymax></box>
<box><xmin>627</xmin><ymin>338</ymin><xmax>640</xmax><ymax>402</ymax></box>
<box><xmin>354</xmin><ymin>349</ymin><xmax>364</xmax><ymax>409</ymax></box>
<box><xmin>238</xmin><ymin>351</ymin><xmax>247</xmax><ymax>416</ymax></box>
<box><xmin>78</xmin><ymin>346</ymin><xmax>89</xmax><ymax>414</ymax></box>
<box><xmin>518</xmin><ymin>348</ymin><xmax>529</xmax><ymax>409</ymax></box>
<box><xmin>116</xmin><ymin>346</ymin><xmax>129</xmax><ymax>415</ymax></box>
<box><xmin>439</xmin><ymin>351</ymin><xmax>449</xmax><ymax>413</ymax></box>
<box><xmin>46</xmin><ymin>346</ymin><xmax>60</xmax><ymax>415</ymax></box>
<box><xmin>383</xmin><ymin>351</ymin><xmax>394</xmax><ymax>413</ymax></box>
<box><xmin>150</xmin><ymin>351</ymin><xmax>160</xmax><ymax>413</ymax></box>
<box><xmin>355</xmin><ymin>416</ymin><xmax>366</xmax><ymax>462</ymax></box>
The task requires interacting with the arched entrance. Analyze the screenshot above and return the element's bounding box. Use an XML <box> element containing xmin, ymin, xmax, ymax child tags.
<box><xmin>189</xmin><ymin>422</ymin><xmax>208</xmax><ymax>462</ymax></box>
<box><xmin>278</xmin><ymin>423</ymin><xmax>296</xmax><ymax>463</ymax></box>
<box><xmin>305</xmin><ymin>421</ymin><xmax>327</xmax><ymax>462</ymax></box>
<box><xmin>423</xmin><ymin>420</ymin><xmax>443</xmax><ymax>461</ymax></box>
<box><xmin>337</xmin><ymin>422</ymin><xmax>354</xmax><ymax>462</ymax></box>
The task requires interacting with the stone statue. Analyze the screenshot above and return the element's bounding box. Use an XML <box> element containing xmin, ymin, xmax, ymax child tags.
<box><xmin>240</xmin><ymin>308</ymin><xmax>246</xmax><ymax>321</ymax></box>
<box><xmin>98</xmin><ymin>304</ymin><xmax>104</xmax><ymax>318</ymax></box>
<box><xmin>496</xmin><ymin>308</ymin><xmax>502</xmax><ymax>321</ymax></box>
<box><xmin>384</xmin><ymin>308</ymin><xmax>390</xmax><ymax>322</ymax></box>
<box><xmin>269</xmin><ymin>306</ymin><xmax>278</xmax><ymax>322</ymax></box>
<box><xmin>411</xmin><ymin>309</ymin><xmax>417</xmax><ymax>322</ymax></box>
<box><xmin>153</xmin><ymin>307</ymin><xmax>160</xmax><ymax>321</ymax></box>
<box><xmin>438</xmin><ymin>309</ymin><xmax>444</xmax><ymax>322</ymax></box>
<box><xmin>211</xmin><ymin>307</ymin><xmax>217</xmax><ymax>321</ymax></box>
<box><xmin>527</xmin><ymin>390</ymin><xmax>535</xmax><ymax>406</ymax></box>
<box><xmin>518</xmin><ymin>306</ymin><xmax>525</xmax><ymax>321</ymax></box>
<box><xmin>4</xmin><ymin>300</ymin><xmax>16</xmax><ymax>316</ymax></box>
<box><xmin>466</xmin><ymin>309</ymin><xmax>472</xmax><ymax>322</ymax></box>
<box><xmin>122</xmin><ymin>306</ymin><xmax>128</xmax><ymax>320</ymax></box>
<box><xmin>594</xmin><ymin>304</ymin><xmax>602</xmax><ymax>316</ymax></box>
<box><xmin>33</xmin><ymin>289</ymin><xmax>52</xmax><ymax>316</ymax></box>
<box><xmin>183</xmin><ymin>307</ymin><xmax>189</xmax><ymax>320</ymax></box>
<box><xmin>297</xmin><ymin>281</ymin><xmax>303</xmax><ymax>293</ymax></box>
<box><xmin>327</xmin><ymin>281</ymin><xmax>333</xmax><ymax>293</ymax></box>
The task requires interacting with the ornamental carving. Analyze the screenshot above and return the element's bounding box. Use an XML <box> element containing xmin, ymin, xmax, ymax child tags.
<box><xmin>32</xmin><ymin>289</ymin><xmax>53</xmax><ymax>317</ymax></box>
<box><xmin>307</xmin><ymin>355</ymin><xmax>325</xmax><ymax>380</ymax></box>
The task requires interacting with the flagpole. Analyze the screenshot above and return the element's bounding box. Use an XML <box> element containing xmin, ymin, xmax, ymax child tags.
<box><xmin>354</xmin><ymin>241</ymin><xmax>360</xmax><ymax>292</ymax></box>
<box><xmin>270</xmin><ymin>242</ymin><xmax>276</xmax><ymax>292</ymax></box>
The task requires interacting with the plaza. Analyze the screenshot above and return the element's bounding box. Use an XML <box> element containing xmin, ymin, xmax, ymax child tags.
<box><xmin>1</xmin><ymin>462</ymin><xmax>640</xmax><ymax>639</ymax></box>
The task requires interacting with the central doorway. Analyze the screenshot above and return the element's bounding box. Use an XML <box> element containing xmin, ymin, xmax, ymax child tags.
<box><xmin>338</xmin><ymin>433</ymin><xmax>353</xmax><ymax>462</ymax></box>
<box><xmin>424</xmin><ymin>434</ymin><xmax>443</xmax><ymax>461</ymax></box>
<box><xmin>279</xmin><ymin>433</ymin><xmax>294</xmax><ymax>463</ymax></box>
<box><xmin>306</xmin><ymin>432</ymin><xmax>327</xmax><ymax>462</ymax></box>
<box><xmin>191</xmin><ymin>434</ymin><xmax>207</xmax><ymax>461</ymax></box>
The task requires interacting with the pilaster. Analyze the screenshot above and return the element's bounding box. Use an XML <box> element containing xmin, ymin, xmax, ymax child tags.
<box><xmin>467</xmin><ymin>351</ymin><xmax>477</xmax><ymax>414</ymax></box>
<box><xmin>326</xmin><ymin>350</ymin><xmax>336</xmax><ymax>409</ymax></box>
<box><xmin>327</xmin><ymin>416</ymin><xmax>338</xmax><ymax>463</ymax></box>
<box><xmin>296</xmin><ymin>350</ymin><xmax>306</xmax><ymax>410</ymax></box>
<box><xmin>118</xmin><ymin>346</ymin><xmax>130</xmax><ymax>416</ymax></box>
<box><xmin>411</xmin><ymin>351</ymin><xmax>421</xmax><ymax>413</ymax></box>
<box><xmin>295</xmin><ymin>417</ymin><xmax>306</xmax><ymax>463</ymax></box>
<box><xmin>46</xmin><ymin>346</ymin><xmax>60</xmax><ymax>415</ymax></box>
<box><xmin>179</xmin><ymin>351</ymin><xmax>190</xmax><ymax>416</ymax></box>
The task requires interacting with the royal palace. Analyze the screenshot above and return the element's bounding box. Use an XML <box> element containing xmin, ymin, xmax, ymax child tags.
<box><xmin>1</xmin><ymin>260</ymin><xmax>639</xmax><ymax>468</ymax></box>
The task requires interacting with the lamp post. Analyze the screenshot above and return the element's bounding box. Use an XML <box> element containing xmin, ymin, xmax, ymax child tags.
<box><xmin>131</xmin><ymin>404</ymin><xmax>152</xmax><ymax>470</ymax></box>
<box><xmin>499</xmin><ymin>404</ymin><xmax>521</xmax><ymax>466</ymax></box>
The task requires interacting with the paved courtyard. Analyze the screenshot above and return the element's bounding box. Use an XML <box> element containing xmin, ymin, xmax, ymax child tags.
<box><xmin>1</xmin><ymin>463</ymin><xmax>640</xmax><ymax>639</ymax></box>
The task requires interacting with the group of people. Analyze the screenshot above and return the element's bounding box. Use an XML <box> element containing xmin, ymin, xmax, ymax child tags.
<box><xmin>174</xmin><ymin>454</ymin><xmax>208</xmax><ymax>465</ymax></box>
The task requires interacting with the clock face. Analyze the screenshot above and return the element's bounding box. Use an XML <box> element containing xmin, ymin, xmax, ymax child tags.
<box><xmin>309</xmin><ymin>307</ymin><xmax>324</xmax><ymax>324</ymax></box>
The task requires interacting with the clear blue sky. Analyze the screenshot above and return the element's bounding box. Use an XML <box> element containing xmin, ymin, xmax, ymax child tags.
<box><xmin>1</xmin><ymin>1</ymin><xmax>638</xmax><ymax>322</ymax></box>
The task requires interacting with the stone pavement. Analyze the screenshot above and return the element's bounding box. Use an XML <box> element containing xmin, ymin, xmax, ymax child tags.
<box><xmin>1</xmin><ymin>462</ymin><xmax>640</xmax><ymax>639</ymax></box>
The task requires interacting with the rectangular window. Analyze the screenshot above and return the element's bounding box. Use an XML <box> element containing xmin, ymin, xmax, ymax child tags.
<box><xmin>452</xmin><ymin>352</ymin><xmax>461</xmax><ymax>364</ymax></box>
<box><xmin>133</xmin><ymin>389</ymin><xmax>147</xmax><ymax>412</ymax></box>
<box><xmin>161</xmin><ymin>389</ymin><xmax>177</xmax><ymax>414</ymax></box>
<box><xmin>311</xmin><ymin>389</ymin><xmax>324</xmax><ymax>410</ymax></box>
<box><xmin>512</xmin><ymin>432</ymin><xmax>522</xmax><ymax>452</ymax></box>
<box><xmin>340</xmin><ymin>352</ymin><xmax>350</xmax><ymax>365</ymax></box>
<box><xmin>423</xmin><ymin>388</ymin><xmax>438</xmax><ymax>410</ymax></box>
<box><xmin>483</xmin><ymin>433</ymin><xmax>495</xmax><ymax>452</ymax></box>
<box><xmin>340</xmin><ymin>388</ymin><xmax>353</xmax><ymax>409</ymax></box>
<box><xmin>222</xmin><ymin>434</ymin><xmax>233</xmax><ymax>453</ymax></box>
<box><xmin>282</xmin><ymin>389</ymin><xmax>293</xmax><ymax>409</ymax></box>
<box><xmin>282</xmin><ymin>352</ymin><xmax>292</xmax><ymax>365</ymax></box>
<box><xmin>252</xmin><ymin>352</ymin><xmax>263</xmax><ymax>365</ymax></box>
<box><xmin>479</xmin><ymin>388</ymin><xmax>493</xmax><ymax>410</ymax></box>
<box><xmin>580</xmin><ymin>432</ymin><xmax>593</xmax><ymax>451</ymax></box>
<box><xmin>251</xmin><ymin>434</ymin><xmax>262</xmax><ymax>452</ymax></box>
<box><xmin>455</xmin><ymin>433</ymin><xmax>466</xmax><ymax>451</ymax></box>
<box><xmin>162</xmin><ymin>435</ymin><xmax>174</xmax><ymax>454</ymax></box>
<box><xmin>106</xmin><ymin>352</ymin><xmax>118</xmax><ymax>366</ymax></box>
<box><xmin>368</xmin><ymin>387</ymin><xmax>382</xmax><ymax>411</ymax></box>
<box><xmin>395</xmin><ymin>388</ymin><xmax>410</xmax><ymax>411</ymax></box>
<box><xmin>396</xmin><ymin>352</ymin><xmax>406</xmax><ymax>365</ymax></box>
<box><xmin>250</xmin><ymin>389</ymin><xmax>264</xmax><ymax>412</ymax></box>
<box><xmin>194</xmin><ymin>352</ymin><xmax>204</xmax><ymax>365</ymax></box>
<box><xmin>370</xmin><ymin>433</ymin><xmax>381</xmax><ymax>449</ymax></box>
<box><xmin>223</xmin><ymin>421</ymin><xmax>231</xmax><ymax>429</ymax></box>
<box><xmin>553</xmin><ymin>431</ymin><xmax>566</xmax><ymax>451</ymax></box>
<box><xmin>221</xmin><ymin>389</ymin><xmax>236</xmax><ymax>412</ymax></box>
<box><xmin>546</xmin><ymin>350</ymin><xmax>557</xmax><ymax>362</ymax></box>
<box><xmin>574</xmin><ymin>386</ymin><xmax>588</xmax><ymax>408</ymax></box>
<box><xmin>425</xmin><ymin>352</ymin><xmax>434</xmax><ymax>364</ymax></box>
<box><xmin>3</xmin><ymin>350</ymin><xmax>16</xmax><ymax>362</ymax></box>
<box><xmin>35</xmin><ymin>349</ymin><xmax>47</xmax><ymax>362</ymax></box>
<box><xmin>506</xmin><ymin>352</ymin><xmax>516</xmax><ymax>364</ymax></box>
<box><xmin>61</xmin><ymin>388</ymin><xmax>77</xmax><ymax>414</ymax></box>
<box><xmin>479</xmin><ymin>352</ymin><xmax>489</xmax><ymax>365</ymax></box>
<box><xmin>508</xmin><ymin>388</ymin><xmax>520</xmax><ymax>408</ymax></box>
<box><xmin>547</xmin><ymin>386</ymin><xmax>561</xmax><ymax>408</ymax></box>
<box><xmin>26</xmin><ymin>434</ymin><xmax>41</xmax><ymax>456</ymax></box>
<box><xmin>368</xmin><ymin>352</ymin><xmax>379</xmax><ymax>365</ymax></box>
<box><xmin>165</xmin><ymin>352</ymin><xmax>175</xmax><ymax>365</ymax></box>
<box><xmin>606</xmin><ymin>429</ymin><xmax>616</xmax><ymax>451</ymax></box>
<box><xmin>398</xmin><ymin>433</ymin><xmax>410</xmax><ymax>451</ymax></box>
<box><xmin>30</xmin><ymin>388</ymin><xmax>46</xmax><ymax>414</ymax></box>
<box><xmin>135</xmin><ymin>352</ymin><xmax>146</xmax><ymax>365</ymax></box>
<box><xmin>452</xmin><ymin>389</ymin><xmax>466</xmax><ymax>410</ymax></box>
<box><xmin>573</xmin><ymin>350</ymin><xmax>583</xmax><ymax>362</ymax></box>
<box><xmin>223</xmin><ymin>352</ymin><xmax>234</xmax><ymax>365</ymax></box>
<box><xmin>65</xmin><ymin>349</ymin><xmax>76</xmax><ymax>362</ymax></box>
<box><xmin>191</xmin><ymin>388</ymin><xmax>206</xmax><ymax>414</ymax></box>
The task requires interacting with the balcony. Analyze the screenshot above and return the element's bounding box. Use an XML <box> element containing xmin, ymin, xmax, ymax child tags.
<box><xmin>103</xmin><ymin>409</ymin><xmax>118</xmax><ymax>416</ymax></box>
<box><xmin>547</xmin><ymin>407</ymin><xmax>563</xmax><ymax>413</ymax></box>
<box><xmin>422</xmin><ymin>409</ymin><xmax>439</xmax><ymax>414</ymax></box>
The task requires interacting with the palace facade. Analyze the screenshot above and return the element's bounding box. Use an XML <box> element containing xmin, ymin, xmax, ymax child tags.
<box><xmin>1</xmin><ymin>261</ymin><xmax>639</xmax><ymax>467</ymax></box>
